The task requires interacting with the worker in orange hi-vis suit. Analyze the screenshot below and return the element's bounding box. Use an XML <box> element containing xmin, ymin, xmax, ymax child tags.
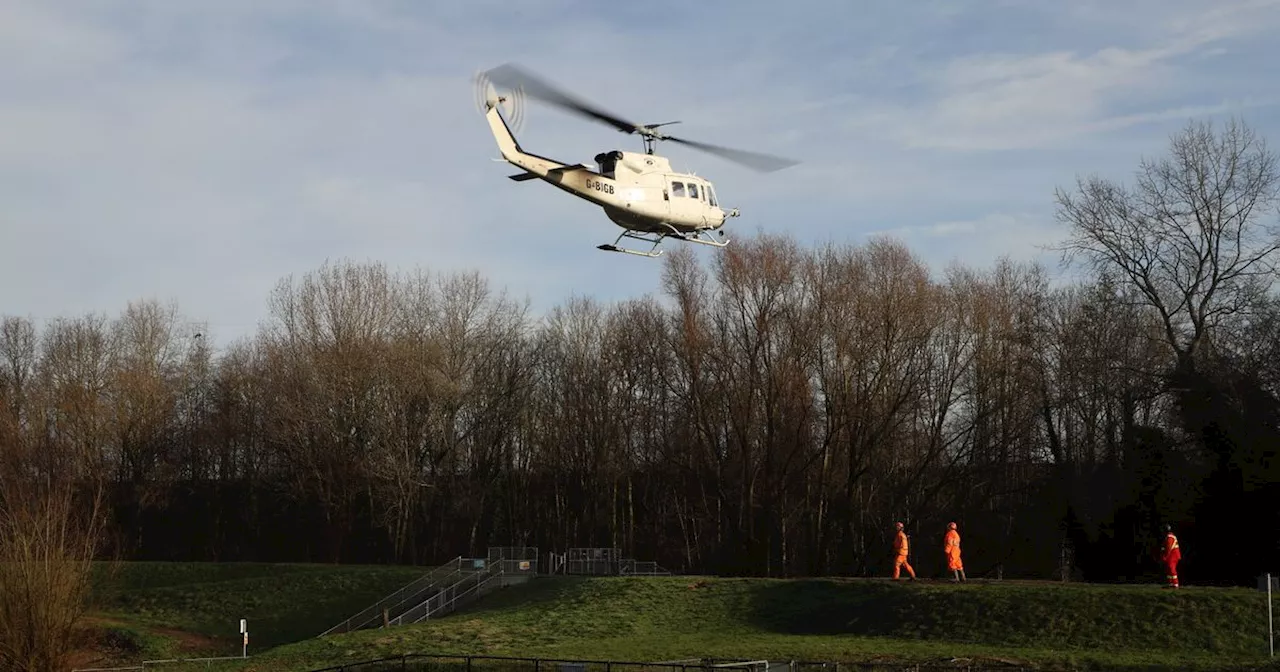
<box><xmin>1162</xmin><ymin>524</ymin><xmax>1181</xmax><ymax>589</ymax></box>
<box><xmin>892</xmin><ymin>522</ymin><xmax>916</xmax><ymax>579</ymax></box>
<box><xmin>944</xmin><ymin>522</ymin><xmax>966</xmax><ymax>582</ymax></box>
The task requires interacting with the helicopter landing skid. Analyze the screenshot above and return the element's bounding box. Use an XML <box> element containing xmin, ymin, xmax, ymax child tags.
<box><xmin>680</xmin><ymin>228</ymin><xmax>731</xmax><ymax>248</ymax></box>
<box><xmin>597</xmin><ymin>227</ymin><xmax>729</xmax><ymax>258</ymax></box>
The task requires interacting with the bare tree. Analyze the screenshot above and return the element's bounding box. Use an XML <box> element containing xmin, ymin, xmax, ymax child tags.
<box><xmin>0</xmin><ymin>432</ymin><xmax>108</xmax><ymax>672</ymax></box>
<box><xmin>38</xmin><ymin>315</ymin><xmax>115</xmax><ymax>484</ymax></box>
<box><xmin>260</xmin><ymin>259</ymin><xmax>399</xmax><ymax>561</ymax></box>
<box><xmin>108</xmin><ymin>300</ymin><xmax>190</xmax><ymax>485</ymax></box>
<box><xmin>1055</xmin><ymin>117</ymin><xmax>1280</xmax><ymax>370</ymax></box>
<box><xmin>0</xmin><ymin>318</ymin><xmax>37</xmax><ymax>432</ymax></box>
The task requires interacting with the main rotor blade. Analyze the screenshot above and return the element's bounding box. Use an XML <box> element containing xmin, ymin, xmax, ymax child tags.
<box><xmin>483</xmin><ymin>63</ymin><xmax>642</xmax><ymax>135</ymax></box>
<box><xmin>666</xmin><ymin>136</ymin><xmax>800</xmax><ymax>173</ymax></box>
<box><xmin>482</xmin><ymin>63</ymin><xmax>800</xmax><ymax>172</ymax></box>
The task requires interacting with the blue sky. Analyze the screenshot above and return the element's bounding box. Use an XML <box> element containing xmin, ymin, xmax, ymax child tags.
<box><xmin>3</xmin><ymin>0</ymin><xmax>1279</xmax><ymax>348</ymax></box>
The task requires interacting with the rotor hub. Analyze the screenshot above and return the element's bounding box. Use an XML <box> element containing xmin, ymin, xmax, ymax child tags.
<box><xmin>473</xmin><ymin>70</ymin><xmax>526</xmax><ymax>133</ymax></box>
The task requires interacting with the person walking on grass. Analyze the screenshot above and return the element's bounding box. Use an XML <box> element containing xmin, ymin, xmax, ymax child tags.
<box><xmin>1162</xmin><ymin>524</ymin><xmax>1181</xmax><ymax>589</ymax></box>
<box><xmin>944</xmin><ymin>522</ymin><xmax>966</xmax><ymax>582</ymax></box>
<box><xmin>892</xmin><ymin>522</ymin><xmax>916</xmax><ymax>580</ymax></box>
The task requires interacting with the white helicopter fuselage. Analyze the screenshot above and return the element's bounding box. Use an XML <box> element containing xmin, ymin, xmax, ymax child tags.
<box><xmin>483</xmin><ymin>102</ymin><xmax>736</xmax><ymax>236</ymax></box>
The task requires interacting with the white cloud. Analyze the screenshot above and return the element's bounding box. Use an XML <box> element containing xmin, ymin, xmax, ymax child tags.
<box><xmin>867</xmin><ymin>212</ymin><xmax>1068</xmax><ymax>277</ymax></box>
<box><xmin>1</xmin><ymin>0</ymin><xmax>1279</xmax><ymax>348</ymax></box>
<box><xmin>849</xmin><ymin>0</ymin><xmax>1280</xmax><ymax>151</ymax></box>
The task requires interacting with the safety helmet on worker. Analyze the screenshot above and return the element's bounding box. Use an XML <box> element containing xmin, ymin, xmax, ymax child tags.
<box><xmin>895</xmin><ymin>521</ymin><xmax>904</xmax><ymax>530</ymax></box>
<box><xmin>947</xmin><ymin>522</ymin><xmax>957</xmax><ymax>530</ymax></box>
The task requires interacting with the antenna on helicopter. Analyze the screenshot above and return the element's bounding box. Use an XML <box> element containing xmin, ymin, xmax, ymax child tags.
<box><xmin>483</xmin><ymin>63</ymin><xmax>799</xmax><ymax>172</ymax></box>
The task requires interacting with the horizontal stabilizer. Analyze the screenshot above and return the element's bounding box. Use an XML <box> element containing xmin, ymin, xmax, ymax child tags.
<box><xmin>508</xmin><ymin>172</ymin><xmax>539</xmax><ymax>181</ymax></box>
<box><xmin>548</xmin><ymin>163</ymin><xmax>590</xmax><ymax>174</ymax></box>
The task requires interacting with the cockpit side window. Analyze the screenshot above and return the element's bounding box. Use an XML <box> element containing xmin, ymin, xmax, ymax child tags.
<box><xmin>671</xmin><ymin>181</ymin><xmax>685</xmax><ymax>197</ymax></box>
<box><xmin>688</xmin><ymin>183</ymin><xmax>699</xmax><ymax>199</ymax></box>
<box><xmin>707</xmin><ymin>185</ymin><xmax>718</xmax><ymax>206</ymax></box>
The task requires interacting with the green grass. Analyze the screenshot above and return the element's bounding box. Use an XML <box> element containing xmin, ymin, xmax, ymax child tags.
<box><xmin>86</xmin><ymin>569</ymin><xmax>1280</xmax><ymax>672</ymax></box>
<box><xmin>83</xmin><ymin>561</ymin><xmax>426</xmax><ymax>664</ymax></box>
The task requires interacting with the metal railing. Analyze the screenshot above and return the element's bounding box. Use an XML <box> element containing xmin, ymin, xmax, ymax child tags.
<box><xmin>550</xmin><ymin>548</ymin><xmax>668</xmax><ymax>576</ymax></box>
<box><xmin>389</xmin><ymin>561</ymin><xmax>497</xmax><ymax>625</ymax></box>
<box><xmin>413</xmin><ymin>564</ymin><xmax>503</xmax><ymax>623</ymax></box>
<box><xmin>488</xmin><ymin>546</ymin><xmax>539</xmax><ymax>563</ymax></box>
<box><xmin>566</xmin><ymin>548</ymin><xmax>622</xmax><ymax>576</ymax></box>
<box><xmin>392</xmin><ymin>557</ymin><xmax>536</xmax><ymax>625</ymax></box>
<box><xmin>325</xmin><ymin>548</ymin><xmax>542</xmax><ymax>635</ymax></box>
<box><xmin>620</xmin><ymin>559</ymin><xmax>671</xmax><ymax>576</ymax></box>
<box><xmin>320</xmin><ymin>556</ymin><xmax>466</xmax><ymax>636</ymax></box>
<box><xmin>305</xmin><ymin>653</ymin><xmax>1033</xmax><ymax>672</ymax></box>
<box><xmin>73</xmin><ymin>655</ymin><xmax>252</xmax><ymax>671</ymax></box>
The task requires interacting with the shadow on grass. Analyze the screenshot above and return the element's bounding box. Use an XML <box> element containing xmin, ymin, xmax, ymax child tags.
<box><xmin>460</xmin><ymin>576</ymin><xmax>597</xmax><ymax>612</ymax></box>
<box><xmin>92</xmin><ymin>563</ymin><xmax>432</xmax><ymax>650</ymax></box>
<box><xmin>744</xmin><ymin>579</ymin><xmax>919</xmax><ymax>637</ymax></box>
<box><xmin>742</xmin><ymin>577</ymin><xmax>1268</xmax><ymax>658</ymax></box>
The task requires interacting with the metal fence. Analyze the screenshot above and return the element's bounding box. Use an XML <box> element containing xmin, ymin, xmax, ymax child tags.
<box><xmin>306</xmin><ymin>654</ymin><xmax>1033</xmax><ymax>672</ymax></box>
<box><xmin>73</xmin><ymin>655</ymin><xmax>251</xmax><ymax>671</ymax></box>
<box><xmin>488</xmin><ymin>546</ymin><xmax>539</xmax><ymax>564</ymax></box>
<box><xmin>566</xmin><ymin>548</ymin><xmax>622</xmax><ymax>575</ymax></box>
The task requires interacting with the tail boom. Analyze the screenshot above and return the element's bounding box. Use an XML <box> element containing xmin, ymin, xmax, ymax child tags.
<box><xmin>483</xmin><ymin>103</ymin><xmax>618</xmax><ymax>206</ymax></box>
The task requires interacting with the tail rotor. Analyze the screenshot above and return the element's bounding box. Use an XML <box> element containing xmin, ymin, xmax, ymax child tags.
<box><xmin>473</xmin><ymin>70</ymin><xmax>526</xmax><ymax>134</ymax></box>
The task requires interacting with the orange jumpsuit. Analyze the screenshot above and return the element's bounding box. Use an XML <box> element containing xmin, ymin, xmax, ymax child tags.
<box><xmin>893</xmin><ymin>530</ymin><xmax>915</xmax><ymax>579</ymax></box>
<box><xmin>1162</xmin><ymin>532</ymin><xmax>1180</xmax><ymax>588</ymax></box>
<box><xmin>945</xmin><ymin>529</ymin><xmax>963</xmax><ymax>571</ymax></box>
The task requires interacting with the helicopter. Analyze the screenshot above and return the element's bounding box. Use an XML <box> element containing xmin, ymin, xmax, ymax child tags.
<box><xmin>474</xmin><ymin>63</ymin><xmax>799</xmax><ymax>258</ymax></box>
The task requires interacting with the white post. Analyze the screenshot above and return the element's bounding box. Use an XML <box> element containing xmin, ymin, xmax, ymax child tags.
<box><xmin>240</xmin><ymin>618</ymin><xmax>248</xmax><ymax>658</ymax></box>
<box><xmin>1269</xmin><ymin>574</ymin><xmax>1274</xmax><ymax>658</ymax></box>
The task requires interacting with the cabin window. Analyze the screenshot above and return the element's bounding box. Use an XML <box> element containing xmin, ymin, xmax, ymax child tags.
<box><xmin>707</xmin><ymin>186</ymin><xmax>718</xmax><ymax>206</ymax></box>
<box><xmin>688</xmin><ymin>183</ymin><xmax>699</xmax><ymax>200</ymax></box>
<box><xmin>671</xmin><ymin>181</ymin><xmax>685</xmax><ymax>197</ymax></box>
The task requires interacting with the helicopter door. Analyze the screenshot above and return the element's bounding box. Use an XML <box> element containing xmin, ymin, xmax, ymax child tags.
<box><xmin>666</xmin><ymin>177</ymin><xmax>700</xmax><ymax>223</ymax></box>
<box><xmin>682</xmin><ymin>180</ymin><xmax>716</xmax><ymax>225</ymax></box>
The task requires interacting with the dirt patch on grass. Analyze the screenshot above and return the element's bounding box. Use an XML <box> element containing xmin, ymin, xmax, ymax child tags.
<box><xmin>63</xmin><ymin>620</ymin><xmax>144</xmax><ymax>671</ymax></box>
<box><xmin>64</xmin><ymin>616</ymin><xmax>230</xmax><ymax>670</ymax></box>
<box><xmin>150</xmin><ymin>625</ymin><xmax>228</xmax><ymax>653</ymax></box>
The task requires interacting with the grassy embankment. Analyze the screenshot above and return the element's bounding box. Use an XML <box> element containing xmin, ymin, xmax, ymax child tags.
<box><xmin>80</xmin><ymin>564</ymin><xmax>1280</xmax><ymax>671</ymax></box>
<box><xmin>78</xmin><ymin>562</ymin><xmax>424</xmax><ymax>667</ymax></box>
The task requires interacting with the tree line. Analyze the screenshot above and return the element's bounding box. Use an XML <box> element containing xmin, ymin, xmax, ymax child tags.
<box><xmin>3</xmin><ymin>118</ymin><xmax>1279</xmax><ymax>592</ymax></box>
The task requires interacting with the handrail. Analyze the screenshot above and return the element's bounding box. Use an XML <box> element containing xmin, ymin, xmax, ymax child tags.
<box><xmin>394</xmin><ymin>560</ymin><xmax>506</xmax><ymax>625</ymax></box>
<box><xmin>414</xmin><ymin>566</ymin><xmax>498</xmax><ymax>623</ymax></box>
<box><xmin>323</xmin><ymin>550</ymin><xmax>540</xmax><ymax>635</ymax></box>
<box><xmin>417</xmin><ymin>565</ymin><xmax>506</xmax><ymax>622</ymax></box>
<box><xmin>389</xmin><ymin>566</ymin><xmax>486</xmax><ymax>626</ymax></box>
<box><xmin>319</xmin><ymin>556</ymin><xmax>463</xmax><ymax>636</ymax></box>
<box><xmin>374</xmin><ymin>566</ymin><xmax>467</xmax><ymax>626</ymax></box>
